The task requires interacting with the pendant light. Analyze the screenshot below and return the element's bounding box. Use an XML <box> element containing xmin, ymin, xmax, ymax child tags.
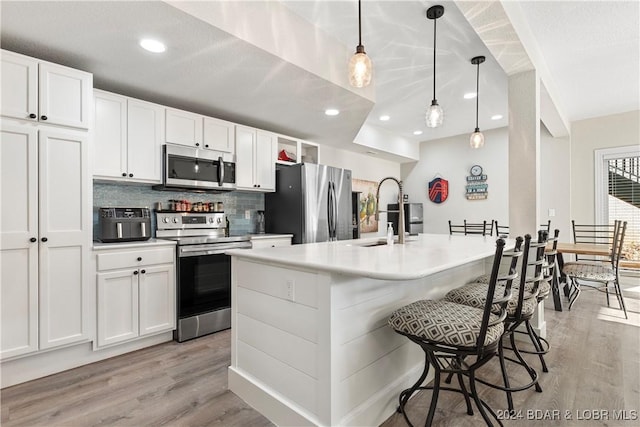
<box><xmin>425</xmin><ymin>5</ymin><xmax>444</xmax><ymax>128</ymax></box>
<box><xmin>348</xmin><ymin>0</ymin><xmax>372</xmax><ymax>88</ymax></box>
<box><xmin>470</xmin><ymin>55</ymin><xmax>486</xmax><ymax>148</ymax></box>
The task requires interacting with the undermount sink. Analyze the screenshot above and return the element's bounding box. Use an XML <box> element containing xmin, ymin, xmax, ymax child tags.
<box><xmin>358</xmin><ymin>240</ymin><xmax>390</xmax><ymax>247</ymax></box>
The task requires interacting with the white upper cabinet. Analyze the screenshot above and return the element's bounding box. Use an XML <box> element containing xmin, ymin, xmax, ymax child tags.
<box><xmin>1</xmin><ymin>50</ymin><xmax>92</xmax><ymax>129</ymax></box>
<box><xmin>93</xmin><ymin>90</ymin><xmax>164</xmax><ymax>183</ymax></box>
<box><xmin>166</xmin><ymin>107</ymin><xmax>235</xmax><ymax>154</ymax></box>
<box><xmin>235</xmin><ymin>125</ymin><xmax>276</xmax><ymax>192</ymax></box>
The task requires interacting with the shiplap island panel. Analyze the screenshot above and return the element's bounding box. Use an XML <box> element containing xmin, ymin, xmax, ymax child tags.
<box><xmin>227</xmin><ymin>234</ymin><xmax>510</xmax><ymax>426</ymax></box>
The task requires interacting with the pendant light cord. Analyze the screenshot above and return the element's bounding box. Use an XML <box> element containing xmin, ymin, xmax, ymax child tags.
<box><xmin>433</xmin><ymin>16</ymin><xmax>437</xmax><ymax>100</ymax></box>
<box><xmin>358</xmin><ymin>0</ymin><xmax>362</xmax><ymax>46</ymax></box>
<box><xmin>475</xmin><ymin>61</ymin><xmax>480</xmax><ymax>129</ymax></box>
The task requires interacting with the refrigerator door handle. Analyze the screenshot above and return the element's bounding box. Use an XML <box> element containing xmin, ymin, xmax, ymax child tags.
<box><xmin>327</xmin><ymin>182</ymin><xmax>334</xmax><ymax>240</ymax></box>
<box><xmin>329</xmin><ymin>182</ymin><xmax>337</xmax><ymax>240</ymax></box>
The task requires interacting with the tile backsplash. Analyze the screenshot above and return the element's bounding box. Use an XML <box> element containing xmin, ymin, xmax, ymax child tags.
<box><xmin>93</xmin><ymin>182</ymin><xmax>264</xmax><ymax>240</ymax></box>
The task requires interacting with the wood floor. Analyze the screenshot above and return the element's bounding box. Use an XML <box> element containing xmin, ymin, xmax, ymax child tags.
<box><xmin>2</xmin><ymin>276</ymin><xmax>639</xmax><ymax>427</ymax></box>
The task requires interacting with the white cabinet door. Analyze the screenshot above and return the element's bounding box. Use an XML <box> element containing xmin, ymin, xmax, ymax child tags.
<box><xmin>93</xmin><ymin>90</ymin><xmax>127</xmax><ymax>179</ymax></box>
<box><xmin>0</xmin><ymin>50</ymin><xmax>38</xmax><ymax>122</ymax></box>
<box><xmin>38</xmin><ymin>128</ymin><xmax>90</xmax><ymax>349</ymax></box>
<box><xmin>165</xmin><ymin>108</ymin><xmax>203</xmax><ymax>147</ymax></box>
<box><xmin>203</xmin><ymin>116</ymin><xmax>235</xmax><ymax>153</ymax></box>
<box><xmin>127</xmin><ymin>99</ymin><xmax>164</xmax><ymax>182</ymax></box>
<box><xmin>255</xmin><ymin>130</ymin><xmax>276</xmax><ymax>191</ymax></box>
<box><xmin>138</xmin><ymin>264</ymin><xmax>175</xmax><ymax>336</ymax></box>
<box><xmin>0</xmin><ymin>122</ymin><xmax>39</xmax><ymax>359</ymax></box>
<box><xmin>97</xmin><ymin>270</ymin><xmax>139</xmax><ymax>347</ymax></box>
<box><xmin>39</xmin><ymin>62</ymin><xmax>92</xmax><ymax>129</ymax></box>
<box><xmin>235</xmin><ymin>125</ymin><xmax>256</xmax><ymax>190</ymax></box>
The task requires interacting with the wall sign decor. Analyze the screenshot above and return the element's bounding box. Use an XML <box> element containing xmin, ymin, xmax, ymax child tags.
<box><xmin>466</xmin><ymin>164</ymin><xmax>488</xmax><ymax>200</ymax></box>
<box><xmin>352</xmin><ymin>178</ymin><xmax>379</xmax><ymax>233</ymax></box>
<box><xmin>428</xmin><ymin>176</ymin><xmax>448</xmax><ymax>203</ymax></box>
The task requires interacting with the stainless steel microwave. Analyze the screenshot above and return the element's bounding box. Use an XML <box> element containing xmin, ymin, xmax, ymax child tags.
<box><xmin>158</xmin><ymin>144</ymin><xmax>236</xmax><ymax>191</ymax></box>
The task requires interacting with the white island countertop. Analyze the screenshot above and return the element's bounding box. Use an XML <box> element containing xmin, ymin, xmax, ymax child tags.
<box><xmin>228</xmin><ymin>233</ymin><xmax>509</xmax><ymax>281</ymax></box>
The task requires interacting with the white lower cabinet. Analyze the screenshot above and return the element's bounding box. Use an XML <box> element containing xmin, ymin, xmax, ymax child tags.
<box><xmin>250</xmin><ymin>236</ymin><xmax>292</xmax><ymax>249</ymax></box>
<box><xmin>95</xmin><ymin>246</ymin><xmax>176</xmax><ymax>348</ymax></box>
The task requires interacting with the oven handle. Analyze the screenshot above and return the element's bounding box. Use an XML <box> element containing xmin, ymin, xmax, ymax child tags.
<box><xmin>178</xmin><ymin>242</ymin><xmax>252</xmax><ymax>257</ymax></box>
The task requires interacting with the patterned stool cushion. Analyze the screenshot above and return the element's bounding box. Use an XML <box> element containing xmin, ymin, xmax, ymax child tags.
<box><xmin>470</xmin><ymin>274</ymin><xmax>550</xmax><ymax>299</ymax></box>
<box><xmin>563</xmin><ymin>262</ymin><xmax>614</xmax><ymax>281</ymax></box>
<box><xmin>388</xmin><ymin>300</ymin><xmax>504</xmax><ymax>347</ymax></box>
<box><xmin>444</xmin><ymin>282</ymin><xmax>538</xmax><ymax>318</ymax></box>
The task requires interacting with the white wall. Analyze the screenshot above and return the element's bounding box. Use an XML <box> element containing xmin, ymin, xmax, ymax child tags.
<box><xmin>401</xmin><ymin>127</ymin><xmax>509</xmax><ymax>234</ymax></box>
<box><xmin>570</xmin><ymin>110</ymin><xmax>640</xmax><ymax>224</ymax></box>
<box><xmin>401</xmin><ymin>126</ymin><xmax>570</xmax><ymax>238</ymax></box>
<box><xmin>320</xmin><ymin>144</ymin><xmax>401</xmax><ymax>237</ymax></box>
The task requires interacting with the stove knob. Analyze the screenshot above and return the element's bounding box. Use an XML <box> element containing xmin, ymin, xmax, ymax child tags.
<box><xmin>172</xmin><ymin>217</ymin><xmax>179</xmax><ymax>223</ymax></box>
<box><xmin>208</xmin><ymin>217</ymin><xmax>214</xmax><ymax>223</ymax></box>
<box><xmin>162</xmin><ymin>217</ymin><xmax>170</xmax><ymax>223</ymax></box>
<box><xmin>217</xmin><ymin>217</ymin><xmax>222</xmax><ymax>224</ymax></box>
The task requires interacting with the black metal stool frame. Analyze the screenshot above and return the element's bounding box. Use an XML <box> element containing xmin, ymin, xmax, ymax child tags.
<box><xmin>395</xmin><ymin>237</ymin><xmax>523</xmax><ymax>427</ymax></box>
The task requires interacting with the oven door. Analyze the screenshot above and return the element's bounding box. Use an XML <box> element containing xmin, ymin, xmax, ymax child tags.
<box><xmin>164</xmin><ymin>144</ymin><xmax>236</xmax><ymax>190</ymax></box>
<box><xmin>177</xmin><ymin>241</ymin><xmax>250</xmax><ymax>319</ymax></box>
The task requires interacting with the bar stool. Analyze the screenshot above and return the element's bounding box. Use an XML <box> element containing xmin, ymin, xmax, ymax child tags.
<box><xmin>443</xmin><ymin>232</ymin><xmax>547</xmax><ymax>413</ymax></box>
<box><xmin>388</xmin><ymin>237</ymin><xmax>523</xmax><ymax>426</ymax></box>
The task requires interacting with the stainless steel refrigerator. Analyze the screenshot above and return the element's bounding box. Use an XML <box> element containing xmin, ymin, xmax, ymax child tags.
<box><xmin>265</xmin><ymin>163</ymin><xmax>352</xmax><ymax>244</ymax></box>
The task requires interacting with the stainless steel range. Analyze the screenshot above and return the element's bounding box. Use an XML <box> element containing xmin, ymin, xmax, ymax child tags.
<box><xmin>156</xmin><ymin>211</ymin><xmax>251</xmax><ymax>342</ymax></box>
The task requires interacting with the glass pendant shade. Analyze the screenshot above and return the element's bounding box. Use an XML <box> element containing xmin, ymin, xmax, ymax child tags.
<box><xmin>426</xmin><ymin>101</ymin><xmax>443</xmax><ymax>128</ymax></box>
<box><xmin>470</xmin><ymin>128</ymin><xmax>485</xmax><ymax>148</ymax></box>
<box><xmin>349</xmin><ymin>46</ymin><xmax>372</xmax><ymax>88</ymax></box>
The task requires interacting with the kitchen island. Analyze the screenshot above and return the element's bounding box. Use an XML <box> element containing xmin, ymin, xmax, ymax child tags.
<box><xmin>227</xmin><ymin>234</ymin><xmax>513</xmax><ymax>426</ymax></box>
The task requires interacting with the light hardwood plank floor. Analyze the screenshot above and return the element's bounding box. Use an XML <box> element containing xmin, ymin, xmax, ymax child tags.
<box><xmin>1</xmin><ymin>276</ymin><xmax>639</xmax><ymax>426</ymax></box>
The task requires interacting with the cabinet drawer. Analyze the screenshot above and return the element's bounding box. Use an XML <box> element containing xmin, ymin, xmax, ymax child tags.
<box><xmin>251</xmin><ymin>237</ymin><xmax>292</xmax><ymax>249</ymax></box>
<box><xmin>97</xmin><ymin>247</ymin><xmax>174</xmax><ymax>271</ymax></box>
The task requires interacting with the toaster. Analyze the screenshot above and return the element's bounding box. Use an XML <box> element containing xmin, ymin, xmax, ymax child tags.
<box><xmin>99</xmin><ymin>207</ymin><xmax>152</xmax><ymax>243</ymax></box>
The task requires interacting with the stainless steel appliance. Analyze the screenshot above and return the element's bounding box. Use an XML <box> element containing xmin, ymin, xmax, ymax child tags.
<box><xmin>98</xmin><ymin>207</ymin><xmax>151</xmax><ymax>242</ymax></box>
<box><xmin>388</xmin><ymin>203</ymin><xmax>424</xmax><ymax>236</ymax></box>
<box><xmin>265</xmin><ymin>163</ymin><xmax>352</xmax><ymax>244</ymax></box>
<box><xmin>155</xmin><ymin>144</ymin><xmax>236</xmax><ymax>192</ymax></box>
<box><xmin>156</xmin><ymin>211</ymin><xmax>251</xmax><ymax>342</ymax></box>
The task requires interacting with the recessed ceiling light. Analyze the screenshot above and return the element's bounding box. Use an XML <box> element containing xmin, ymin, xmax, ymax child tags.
<box><xmin>379</xmin><ymin>115</ymin><xmax>390</xmax><ymax>121</ymax></box>
<box><xmin>464</xmin><ymin>92</ymin><xmax>477</xmax><ymax>99</ymax></box>
<box><xmin>491</xmin><ymin>114</ymin><xmax>503</xmax><ymax>120</ymax></box>
<box><xmin>325</xmin><ymin>109</ymin><xmax>340</xmax><ymax>116</ymax></box>
<box><xmin>413</xmin><ymin>130</ymin><xmax>423</xmax><ymax>135</ymax></box>
<box><xmin>140</xmin><ymin>39</ymin><xmax>166</xmax><ymax>53</ymax></box>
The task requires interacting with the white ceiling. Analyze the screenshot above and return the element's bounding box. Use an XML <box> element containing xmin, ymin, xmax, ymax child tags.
<box><xmin>1</xmin><ymin>1</ymin><xmax>638</xmax><ymax>162</ymax></box>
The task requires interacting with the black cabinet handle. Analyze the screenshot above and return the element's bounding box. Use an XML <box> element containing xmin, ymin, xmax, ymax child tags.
<box><xmin>129</xmin><ymin>173</ymin><xmax>133</xmax><ymax>177</ymax></box>
<box><xmin>30</xmin><ymin>237</ymin><xmax>37</xmax><ymax>242</ymax></box>
<box><xmin>133</xmin><ymin>270</ymin><xmax>139</xmax><ymax>275</ymax></box>
<box><xmin>137</xmin><ymin>257</ymin><xmax>142</xmax><ymax>261</ymax></box>
<box><xmin>140</xmin><ymin>269</ymin><xmax>146</xmax><ymax>274</ymax></box>
<box><xmin>40</xmin><ymin>115</ymin><xmax>48</xmax><ymax>121</ymax></box>
<box><xmin>195</xmin><ymin>143</ymin><xmax>200</xmax><ymax>147</ymax></box>
<box><xmin>29</xmin><ymin>113</ymin><xmax>37</xmax><ymax>119</ymax></box>
<box><xmin>122</xmin><ymin>173</ymin><xmax>127</xmax><ymax>177</ymax></box>
<box><xmin>205</xmin><ymin>144</ymin><xmax>209</xmax><ymax>148</ymax></box>
<box><xmin>41</xmin><ymin>237</ymin><xmax>48</xmax><ymax>242</ymax></box>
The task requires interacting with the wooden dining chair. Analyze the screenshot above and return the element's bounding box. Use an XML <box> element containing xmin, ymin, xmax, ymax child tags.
<box><xmin>495</xmin><ymin>221</ymin><xmax>509</xmax><ymax>237</ymax></box>
<box><xmin>464</xmin><ymin>220</ymin><xmax>493</xmax><ymax>236</ymax></box>
<box><xmin>448</xmin><ymin>220</ymin><xmax>465</xmax><ymax>235</ymax></box>
<box><xmin>563</xmin><ymin>221</ymin><xmax>628</xmax><ymax>318</ymax></box>
<box><xmin>571</xmin><ymin>220</ymin><xmax>617</xmax><ymax>262</ymax></box>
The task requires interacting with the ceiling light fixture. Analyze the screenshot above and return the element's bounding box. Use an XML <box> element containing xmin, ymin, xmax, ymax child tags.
<box><xmin>470</xmin><ymin>55</ymin><xmax>486</xmax><ymax>149</ymax></box>
<box><xmin>139</xmin><ymin>38</ymin><xmax>166</xmax><ymax>53</ymax></box>
<box><xmin>325</xmin><ymin>108</ymin><xmax>340</xmax><ymax>116</ymax></box>
<box><xmin>425</xmin><ymin>5</ymin><xmax>444</xmax><ymax>128</ymax></box>
<box><xmin>464</xmin><ymin>92</ymin><xmax>477</xmax><ymax>99</ymax></box>
<box><xmin>348</xmin><ymin>0</ymin><xmax>372</xmax><ymax>88</ymax></box>
<box><xmin>491</xmin><ymin>114</ymin><xmax>503</xmax><ymax>120</ymax></box>
<box><xmin>413</xmin><ymin>130</ymin><xmax>423</xmax><ymax>135</ymax></box>
<box><xmin>379</xmin><ymin>115</ymin><xmax>390</xmax><ymax>121</ymax></box>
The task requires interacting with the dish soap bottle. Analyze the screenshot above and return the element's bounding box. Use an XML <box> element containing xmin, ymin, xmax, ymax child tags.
<box><xmin>387</xmin><ymin>222</ymin><xmax>394</xmax><ymax>246</ymax></box>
